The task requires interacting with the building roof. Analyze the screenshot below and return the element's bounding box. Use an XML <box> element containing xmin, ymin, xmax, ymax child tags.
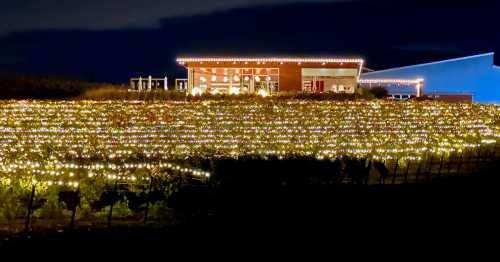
<box><xmin>176</xmin><ymin>57</ymin><xmax>364</xmax><ymax>64</ymax></box>
<box><xmin>363</xmin><ymin>52</ymin><xmax>495</xmax><ymax>76</ymax></box>
<box><xmin>360</xmin><ymin>52</ymin><xmax>500</xmax><ymax>103</ymax></box>
<box><xmin>359</xmin><ymin>78</ymin><xmax>423</xmax><ymax>84</ymax></box>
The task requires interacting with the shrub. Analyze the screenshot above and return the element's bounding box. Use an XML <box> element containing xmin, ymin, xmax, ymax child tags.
<box><xmin>356</xmin><ymin>87</ymin><xmax>376</xmax><ymax>99</ymax></box>
<box><xmin>79</xmin><ymin>86</ymin><xmax>377</xmax><ymax>101</ymax></box>
<box><xmin>369</xmin><ymin>86</ymin><xmax>389</xmax><ymax>99</ymax></box>
<box><xmin>0</xmin><ymin>73</ymin><xmax>99</xmax><ymax>99</ymax></box>
<box><xmin>413</xmin><ymin>95</ymin><xmax>434</xmax><ymax>101</ymax></box>
<box><xmin>79</xmin><ymin>86</ymin><xmax>187</xmax><ymax>101</ymax></box>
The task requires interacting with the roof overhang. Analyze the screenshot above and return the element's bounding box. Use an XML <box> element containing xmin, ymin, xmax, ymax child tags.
<box><xmin>176</xmin><ymin>57</ymin><xmax>364</xmax><ymax>65</ymax></box>
<box><xmin>359</xmin><ymin>78</ymin><xmax>424</xmax><ymax>84</ymax></box>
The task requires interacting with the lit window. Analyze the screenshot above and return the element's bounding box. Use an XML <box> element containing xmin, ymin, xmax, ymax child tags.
<box><xmin>257</xmin><ymin>89</ymin><xmax>268</xmax><ymax>97</ymax></box>
<box><xmin>191</xmin><ymin>87</ymin><xmax>202</xmax><ymax>96</ymax></box>
<box><xmin>229</xmin><ymin>87</ymin><xmax>240</xmax><ymax>95</ymax></box>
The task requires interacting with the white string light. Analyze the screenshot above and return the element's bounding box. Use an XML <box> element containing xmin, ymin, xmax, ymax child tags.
<box><xmin>177</xmin><ymin>57</ymin><xmax>364</xmax><ymax>64</ymax></box>
<box><xmin>359</xmin><ymin>78</ymin><xmax>424</xmax><ymax>84</ymax></box>
<box><xmin>0</xmin><ymin>100</ymin><xmax>496</xmax><ymax>166</ymax></box>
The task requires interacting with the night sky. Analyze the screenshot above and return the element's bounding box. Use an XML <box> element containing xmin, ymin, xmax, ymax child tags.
<box><xmin>1</xmin><ymin>0</ymin><xmax>499</xmax><ymax>83</ymax></box>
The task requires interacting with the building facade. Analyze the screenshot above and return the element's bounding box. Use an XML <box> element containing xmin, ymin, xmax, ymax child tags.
<box><xmin>358</xmin><ymin>78</ymin><xmax>424</xmax><ymax>97</ymax></box>
<box><xmin>176</xmin><ymin>57</ymin><xmax>364</xmax><ymax>95</ymax></box>
<box><xmin>361</xmin><ymin>53</ymin><xmax>500</xmax><ymax>103</ymax></box>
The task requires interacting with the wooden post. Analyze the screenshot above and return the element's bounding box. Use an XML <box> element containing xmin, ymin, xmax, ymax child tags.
<box><xmin>392</xmin><ymin>158</ymin><xmax>399</xmax><ymax>184</ymax></box>
<box><xmin>491</xmin><ymin>144</ymin><xmax>496</xmax><ymax>160</ymax></box>
<box><xmin>379</xmin><ymin>159</ymin><xmax>386</xmax><ymax>185</ymax></box>
<box><xmin>447</xmin><ymin>152</ymin><xmax>453</xmax><ymax>175</ymax></box>
<box><xmin>426</xmin><ymin>154</ymin><xmax>433</xmax><ymax>182</ymax></box>
<box><xmin>476</xmin><ymin>146</ymin><xmax>481</xmax><ymax>161</ymax></box>
<box><xmin>69</xmin><ymin>187</ymin><xmax>80</xmax><ymax>230</ymax></box>
<box><xmin>404</xmin><ymin>161</ymin><xmax>410</xmax><ymax>183</ymax></box>
<box><xmin>483</xmin><ymin>147</ymin><xmax>489</xmax><ymax>161</ymax></box>
<box><xmin>107</xmin><ymin>181</ymin><xmax>118</xmax><ymax>228</ymax></box>
<box><xmin>437</xmin><ymin>153</ymin><xmax>444</xmax><ymax>177</ymax></box>
<box><xmin>24</xmin><ymin>184</ymin><xmax>36</xmax><ymax>233</ymax></box>
<box><xmin>456</xmin><ymin>151</ymin><xmax>464</xmax><ymax>176</ymax></box>
<box><xmin>365</xmin><ymin>159</ymin><xmax>372</xmax><ymax>185</ymax></box>
<box><xmin>143</xmin><ymin>176</ymin><xmax>153</xmax><ymax>224</ymax></box>
<box><xmin>415</xmin><ymin>160</ymin><xmax>422</xmax><ymax>182</ymax></box>
<box><xmin>474</xmin><ymin>147</ymin><xmax>481</xmax><ymax>175</ymax></box>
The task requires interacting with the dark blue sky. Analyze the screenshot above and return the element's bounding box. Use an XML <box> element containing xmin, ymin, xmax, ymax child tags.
<box><xmin>1</xmin><ymin>0</ymin><xmax>499</xmax><ymax>83</ymax></box>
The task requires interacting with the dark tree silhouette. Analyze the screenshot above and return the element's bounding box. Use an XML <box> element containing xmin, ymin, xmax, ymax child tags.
<box><xmin>374</xmin><ymin>161</ymin><xmax>390</xmax><ymax>184</ymax></box>
<box><xmin>369</xmin><ymin>86</ymin><xmax>389</xmax><ymax>99</ymax></box>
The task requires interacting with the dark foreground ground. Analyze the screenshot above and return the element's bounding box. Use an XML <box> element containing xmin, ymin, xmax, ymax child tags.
<box><xmin>1</xmin><ymin>174</ymin><xmax>499</xmax><ymax>257</ymax></box>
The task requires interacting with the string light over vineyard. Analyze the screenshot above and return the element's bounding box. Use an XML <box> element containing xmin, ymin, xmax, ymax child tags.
<box><xmin>0</xmin><ymin>99</ymin><xmax>498</xmax><ymax>187</ymax></box>
<box><xmin>0</xmin><ymin>159</ymin><xmax>210</xmax><ymax>189</ymax></box>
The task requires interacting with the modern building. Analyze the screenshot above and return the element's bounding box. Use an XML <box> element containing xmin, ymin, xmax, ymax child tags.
<box><xmin>426</xmin><ymin>93</ymin><xmax>473</xmax><ymax>103</ymax></box>
<box><xmin>358</xmin><ymin>78</ymin><xmax>424</xmax><ymax>98</ymax></box>
<box><xmin>175</xmin><ymin>53</ymin><xmax>500</xmax><ymax>103</ymax></box>
<box><xmin>176</xmin><ymin>57</ymin><xmax>364</xmax><ymax>95</ymax></box>
<box><xmin>361</xmin><ymin>52</ymin><xmax>500</xmax><ymax>103</ymax></box>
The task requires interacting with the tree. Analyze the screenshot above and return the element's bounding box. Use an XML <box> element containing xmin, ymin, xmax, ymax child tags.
<box><xmin>374</xmin><ymin>161</ymin><xmax>390</xmax><ymax>184</ymax></box>
<box><xmin>369</xmin><ymin>86</ymin><xmax>389</xmax><ymax>99</ymax></box>
<box><xmin>59</xmin><ymin>190</ymin><xmax>80</xmax><ymax>229</ymax></box>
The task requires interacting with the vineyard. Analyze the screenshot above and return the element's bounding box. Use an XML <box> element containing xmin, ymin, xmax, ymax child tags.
<box><xmin>0</xmin><ymin>99</ymin><xmax>499</xmax><ymax>233</ymax></box>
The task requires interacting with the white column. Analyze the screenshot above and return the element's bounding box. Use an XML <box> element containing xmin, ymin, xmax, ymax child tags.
<box><xmin>148</xmin><ymin>75</ymin><xmax>152</xmax><ymax>91</ymax></box>
<box><xmin>164</xmin><ymin>77</ymin><xmax>168</xmax><ymax>91</ymax></box>
<box><xmin>416</xmin><ymin>80</ymin><xmax>423</xmax><ymax>97</ymax></box>
<box><xmin>229</xmin><ymin>72</ymin><xmax>233</xmax><ymax>95</ymax></box>
<box><xmin>138</xmin><ymin>77</ymin><xmax>143</xmax><ymax>91</ymax></box>
<box><xmin>250</xmin><ymin>77</ymin><xmax>254</xmax><ymax>93</ymax></box>
<box><xmin>187</xmin><ymin>68</ymin><xmax>193</xmax><ymax>93</ymax></box>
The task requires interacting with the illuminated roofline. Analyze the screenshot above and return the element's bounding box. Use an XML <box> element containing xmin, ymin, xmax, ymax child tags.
<box><xmin>359</xmin><ymin>78</ymin><xmax>424</xmax><ymax>84</ymax></box>
<box><xmin>363</xmin><ymin>52</ymin><xmax>495</xmax><ymax>76</ymax></box>
<box><xmin>357</xmin><ymin>60</ymin><xmax>364</xmax><ymax>81</ymax></box>
<box><xmin>177</xmin><ymin>57</ymin><xmax>364</xmax><ymax>64</ymax></box>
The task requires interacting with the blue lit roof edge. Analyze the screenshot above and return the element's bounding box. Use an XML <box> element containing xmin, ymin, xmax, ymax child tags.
<box><xmin>363</xmin><ymin>52</ymin><xmax>495</xmax><ymax>76</ymax></box>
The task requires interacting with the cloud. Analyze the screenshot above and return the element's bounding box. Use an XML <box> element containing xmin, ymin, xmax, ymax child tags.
<box><xmin>1</xmin><ymin>0</ymin><xmax>498</xmax><ymax>82</ymax></box>
<box><xmin>391</xmin><ymin>44</ymin><xmax>464</xmax><ymax>54</ymax></box>
<box><xmin>0</xmin><ymin>0</ymin><xmax>341</xmax><ymax>35</ymax></box>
